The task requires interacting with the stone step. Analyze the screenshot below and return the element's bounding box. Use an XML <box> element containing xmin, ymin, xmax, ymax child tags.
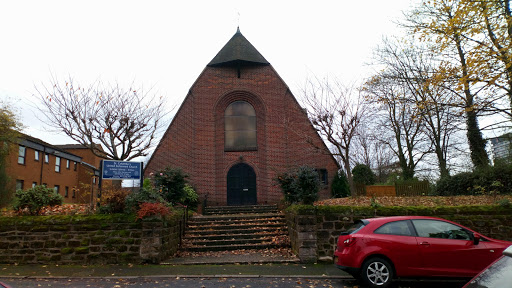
<box><xmin>188</xmin><ymin>213</ymin><xmax>284</xmax><ymax>224</ymax></box>
<box><xmin>183</xmin><ymin>242</ymin><xmax>288</xmax><ymax>252</ymax></box>
<box><xmin>184</xmin><ymin>231</ymin><xmax>287</xmax><ymax>241</ymax></box>
<box><xmin>203</xmin><ymin>204</ymin><xmax>278</xmax><ymax>215</ymax></box>
<box><xmin>179</xmin><ymin>204</ymin><xmax>290</xmax><ymax>256</ymax></box>
<box><xmin>185</xmin><ymin>227</ymin><xmax>288</xmax><ymax>236</ymax></box>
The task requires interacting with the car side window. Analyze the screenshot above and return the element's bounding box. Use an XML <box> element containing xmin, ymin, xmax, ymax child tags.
<box><xmin>374</xmin><ymin>220</ymin><xmax>413</xmax><ymax>236</ymax></box>
<box><xmin>412</xmin><ymin>220</ymin><xmax>471</xmax><ymax>240</ymax></box>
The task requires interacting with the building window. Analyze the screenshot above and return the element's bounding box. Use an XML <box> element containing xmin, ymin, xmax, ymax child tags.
<box><xmin>65</xmin><ymin>186</ymin><xmax>69</xmax><ymax>197</ymax></box>
<box><xmin>35</xmin><ymin>151</ymin><xmax>40</xmax><ymax>161</ymax></box>
<box><xmin>16</xmin><ymin>180</ymin><xmax>24</xmax><ymax>190</ymax></box>
<box><xmin>55</xmin><ymin>157</ymin><xmax>61</xmax><ymax>173</ymax></box>
<box><xmin>72</xmin><ymin>187</ymin><xmax>76</xmax><ymax>198</ymax></box>
<box><xmin>66</xmin><ymin>159</ymin><xmax>70</xmax><ymax>169</ymax></box>
<box><xmin>44</xmin><ymin>153</ymin><xmax>49</xmax><ymax>163</ymax></box>
<box><xmin>54</xmin><ymin>185</ymin><xmax>60</xmax><ymax>194</ymax></box>
<box><xmin>74</xmin><ymin>162</ymin><xmax>77</xmax><ymax>171</ymax></box>
<box><xmin>18</xmin><ymin>146</ymin><xmax>26</xmax><ymax>164</ymax></box>
<box><xmin>225</xmin><ymin>101</ymin><xmax>257</xmax><ymax>151</ymax></box>
<box><xmin>316</xmin><ymin>169</ymin><xmax>328</xmax><ymax>186</ymax></box>
<box><xmin>32</xmin><ymin>182</ymin><xmax>37</xmax><ymax>188</ymax></box>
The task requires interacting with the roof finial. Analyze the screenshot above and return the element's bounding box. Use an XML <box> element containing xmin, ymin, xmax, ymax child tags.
<box><xmin>237</xmin><ymin>12</ymin><xmax>241</xmax><ymax>34</ymax></box>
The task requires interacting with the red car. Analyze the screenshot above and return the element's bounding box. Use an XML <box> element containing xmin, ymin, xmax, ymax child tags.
<box><xmin>334</xmin><ymin>216</ymin><xmax>512</xmax><ymax>288</ymax></box>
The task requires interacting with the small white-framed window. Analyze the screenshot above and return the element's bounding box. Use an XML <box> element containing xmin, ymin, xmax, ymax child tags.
<box><xmin>35</xmin><ymin>151</ymin><xmax>40</xmax><ymax>161</ymax></box>
<box><xmin>18</xmin><ymin>146</ymin><xmax>26</xmax><ymax>164</ymax></box>
<box><xmin>16</xmin><ymin>179</ymin><xmax>24</xmax><ymax>190</ymax></box>
<box><xmin>44</xmin><ymin>153</ymin><xmax>49</xmax><ymax>163</ymax></box>
<box><xmin>55</xmin><ymin>157</ymin><xmax>61</xmax><ymax>173</ymax></box>
<box><xmin>66</xmin><ymin>159</ymin><xmax>70</xmax><ymax>169</ymax></box>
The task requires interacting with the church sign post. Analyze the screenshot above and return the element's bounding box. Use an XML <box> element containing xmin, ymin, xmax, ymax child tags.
<box><xmin>98</xmin><ymin>160</ymin><xmax>143</xmax><ymax>204</ymax></box>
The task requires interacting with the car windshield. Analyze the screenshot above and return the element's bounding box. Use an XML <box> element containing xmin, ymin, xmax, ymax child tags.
<box><xmin>341</xmin><ymin>220</ymin><xmax>366</xmax><ymax>235</ymax></box>
<box><xmin>465</xmin><ymin>256</ymin><xmax>512</xmax><ymax>288</ymax></box>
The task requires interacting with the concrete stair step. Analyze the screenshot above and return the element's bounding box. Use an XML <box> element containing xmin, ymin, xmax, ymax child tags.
<box><xmin>184</xmin><ymin>231</ymin><xmax>287</xmax><ymax>241</ymax></box>
<box><xmin>204</xmin><ymin>205</ymin><xmax>278</xmax><ymax>215</ymax></box>
<box><xmin>187</xmin><ymin>223</ymin><xmax>286</xmax><ymax>231</ymax></box>
<box><xmin>183</xmin><ymin>242</ymin><xmax>288</xmax><ymax>252</ymax></box>
<box><xmin>188</xmin><ymin>214</ymin><xmax>284</xmax><ymax>224</ymax></box>
<box><xmin>185</xmin><ymin>227</ymin><xmax>287</xmax><ymax>236</ymax></box>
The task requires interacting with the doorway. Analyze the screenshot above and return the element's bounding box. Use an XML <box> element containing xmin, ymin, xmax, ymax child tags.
<box><xmin>227</xmin><ymin>163</ymin><xmax>257</xmax><ymax>206</ymax></box>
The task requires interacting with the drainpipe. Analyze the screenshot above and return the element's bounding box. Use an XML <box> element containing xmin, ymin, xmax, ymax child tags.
<box><xmin>39</xmin><ymin>146</ymin><xmax>45</xmax><ymax>185</ymax></box>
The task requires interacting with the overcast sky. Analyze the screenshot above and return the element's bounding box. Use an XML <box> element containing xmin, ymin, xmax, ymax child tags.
<box><xmin>0</xmin><ymin>0</ymin><xmax>414</xmax><ymax>145</ymax></box>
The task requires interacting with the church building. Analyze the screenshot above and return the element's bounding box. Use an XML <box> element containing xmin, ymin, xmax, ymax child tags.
<box><xmin>145</xmin><ymin>28</ymin><xmax>339</xmax><ymax>206</ymax></box>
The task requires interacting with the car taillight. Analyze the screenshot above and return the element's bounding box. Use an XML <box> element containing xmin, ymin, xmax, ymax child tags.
<box><xmin>343</xmin><ymin>236</ymin><xmax>356</xmax><ymax>247</ymax></box>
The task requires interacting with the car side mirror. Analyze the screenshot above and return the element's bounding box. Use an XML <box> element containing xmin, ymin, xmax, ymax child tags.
<box><xmin>473</xmin><ymin>234</ymin><xmax>481</xmax><ymax>245</ymax></box>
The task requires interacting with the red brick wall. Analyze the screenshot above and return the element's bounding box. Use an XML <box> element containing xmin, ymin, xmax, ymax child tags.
<box><xmin>145</xmin><ymin>65</ymin><xmax>339</xmax><ymax>205</ymax></box>
<box><xmin>5</xmin><ymin>145</ymin><xmax>80</xmax><ymax>202</ymax></box>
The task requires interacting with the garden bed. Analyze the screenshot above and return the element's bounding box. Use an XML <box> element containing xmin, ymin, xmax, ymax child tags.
<box><xmin>315</xmin><ymin>195</ymin><xmax>512</xmax><ymax>207</ymax></box>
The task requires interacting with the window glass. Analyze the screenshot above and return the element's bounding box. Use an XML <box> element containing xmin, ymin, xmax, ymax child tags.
<box><xmin>16</xmin><ymin>180</ymin><xmax>24</xmax><ymax>190</ymax></box>
<box><xmin>55</xmin><ymin>157</ymin><xmax>61</xmax><ymax>173</ymax></box>
<box><xmin>35</xmin><ymin>151</ymin><xmax>39</xmax><ymax>161</ymax></box>
<box><xmin>412</xmin><ymin>219</ymin><xmax>471</xmax><ymax>240</ymax></box>
<box><xmin>18</xmin><ymin>146</ymin><xmax>26</xmax><ymax>164</ymax></box>
<box><xmin>316</xmin><ymin>169</ymin><xmax>328</xmax><ymax>186</ymax></box>
<box><xmin>465</xmin><ymin>256</ymin><xmax>512</xmax><ymax>288</ymax></box>
<box><xmin>65</xmin><ymin>186</ymin><xmax>69</xmax><ymax>197</ymax></box>
<box><xmin>44</xmin><ymin>153</ymin><xmax>49</xmax><ymax>163</ymax></box>
<box><xmin>375</xmin><ymin>221</ymin><xmax>413</xmax><ymax>236</ymax></box>
<box><xmin>66</xmin><ymin>159</ymin><xmax>70</xmax><ymax>169</ymax></box>
<box><xmin>225</xmin><ymin>101</ymin><xmax>257</xmax><ymax>151</ymax></box>
<box><xmin>54</xmin><ymin>185</ymin><xmax>60</xmax><ymax>194</ymax></box>
<box><xmin>32</xmin><ymin>182</ymin><xmax>37</xmax><ymax>188</ymax></box>
<box><xmin>74</xmin><ymin>162</ymin><xmax>77</xmax><ymax>171</ymax></box>
<box><xmin>341</xmin><ymin>220</ymin><xmax>367</xmax><ymax>235</ymax></box>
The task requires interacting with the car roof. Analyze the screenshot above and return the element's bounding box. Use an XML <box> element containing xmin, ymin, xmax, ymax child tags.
<box><xmin>364</xmin><ymin>216</ymin><xmax>445</xmax><ymax>224</ymax></box>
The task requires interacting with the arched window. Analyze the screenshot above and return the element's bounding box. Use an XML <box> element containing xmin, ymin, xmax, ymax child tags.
<box><xmin>225</xmin><ymin>101</ymin><xmax>257</xmax><ymax>151</ymax></box>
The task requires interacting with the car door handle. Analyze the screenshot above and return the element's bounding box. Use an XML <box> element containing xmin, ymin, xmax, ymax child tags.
<box><xmin>243</xmin><ymin>189</ymin><xmax>248</xmax><ymax>191</ymax></box>
<box><xmin>420</xmin><ymin>242</ymin><xmax>430</xmax><ymax>246</ymax></box>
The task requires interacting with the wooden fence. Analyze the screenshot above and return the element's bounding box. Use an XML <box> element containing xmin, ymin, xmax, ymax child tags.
<box><xmin>353</xmin><ymin>181</ymin><xmax>429</xmax><ymax>197</ymax></box>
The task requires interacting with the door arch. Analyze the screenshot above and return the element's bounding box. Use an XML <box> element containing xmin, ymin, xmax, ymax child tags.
<box><xmin>227</xmin><ymin>163</ymin><xmax>257</xmax><ymax>206</ymax></box>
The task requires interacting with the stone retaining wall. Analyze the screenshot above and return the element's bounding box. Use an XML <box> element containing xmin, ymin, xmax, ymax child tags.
<box><xmin>286</xmin><ymin>205</ymin><xmax>512</xmax><ymax>263</ymax></box>
<box><xmin>0</xmin><ymin>213</ymin><xmax>183</xmax><ymax>264</ymax></box>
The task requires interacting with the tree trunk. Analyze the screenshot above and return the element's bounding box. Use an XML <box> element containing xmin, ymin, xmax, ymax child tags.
<box><xmin>466</xmin><ymin>109</ymin><xmax>489</xmax><ymax>168</ymax></box>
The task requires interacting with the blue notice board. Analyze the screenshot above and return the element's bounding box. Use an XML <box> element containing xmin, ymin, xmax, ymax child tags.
<box><xmin>101</xmin><ymin>160</ymin><xmax>142</xmax><ymax>180</ymax></box>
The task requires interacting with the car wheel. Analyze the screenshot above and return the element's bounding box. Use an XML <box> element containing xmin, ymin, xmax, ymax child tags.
<box><xmin>360</xmin><ymin>257</ymin><xmax>394</xmax><ymax>288</ymax></box>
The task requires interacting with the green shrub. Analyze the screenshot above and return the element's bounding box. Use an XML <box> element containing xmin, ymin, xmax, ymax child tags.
<box><xmin>277</xmin><ymin>166</ymin><xmax>320</xmax><ymax>205</ymax></box>
<box><xmin>332</xmin><ymin>170</ymin><xmax>350</xmax><ymax>198</ymax></box>
<box><xmin>13</xmin><ymin>185</ymin><xmax>63</xmax><ymax>215</ymax></box>
<box><xmin>352</xmin><ymin>164</ymin><xmax>376</xmax><ymax>185</ymax></box>
<box><xmin>124</xmin><ymin>186</ymin><xmax>166</xmax><ymax>214</ymax></box>
<box><xmin>181</xmin><ymin>184</ymin><xmax>199</xmax><ymax>209</ymax></box>
<box><xmin>434</xmin><ymin>163</ymin><xmax>512</xmax><ymax>196</ymax></box>
<box><xmin>152</xmin><ymin>167</ymin><xmax>187</xmax><ymax>205</ymax></box>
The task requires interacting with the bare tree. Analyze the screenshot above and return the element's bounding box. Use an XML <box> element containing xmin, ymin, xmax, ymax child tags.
<box><xmin>364</xmin><ymin>74</ymin><xmax>431</xmax><ymax>180</ymax></box>
<box><xmin>373</xmin><ymin>38</ymin><xmax>464</xmax><ymax>178</ymax></box>
<box><xmin>300</xmin><ymin>77</ymin><xmax>369</xmax><ymax>192</ymax></box>
<box><xmin>35</xmin><ymin>77</ymin><xmax>168</xmax><ymax>161</ymax></box>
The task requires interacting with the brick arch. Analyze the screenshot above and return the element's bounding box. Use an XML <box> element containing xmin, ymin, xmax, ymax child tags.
<box><xmin>214</xmin><ymin>90</ymin><xmax>268</xmax><ymax>205</ymax></box>
<box><xmin>214</xmin><ymin>90</ymin><xmax>267</xmax><ymax>118</ymax></box>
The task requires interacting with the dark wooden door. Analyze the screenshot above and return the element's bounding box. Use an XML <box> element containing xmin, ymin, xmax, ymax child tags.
<box><xmin>227</xmin><ymin>163</ymin><xmax>257</xmax><ymax>206</ymax></box>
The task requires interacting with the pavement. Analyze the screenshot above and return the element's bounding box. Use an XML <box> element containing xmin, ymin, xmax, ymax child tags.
<box><xmin>0</xmin><ymin>263</ymin><xmax>348</xmax><ymax>279</ymax></box>
<box><xmin>0</xmin><ymin>251</ymin><xmax>350</xmax><ymax>280</ymax></box>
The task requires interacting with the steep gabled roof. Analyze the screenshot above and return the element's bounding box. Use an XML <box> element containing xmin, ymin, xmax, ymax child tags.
<box><xmin>207</xmin><ymin>27</ymin><xmax>270</xmax><ymax>67</ymax></box>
